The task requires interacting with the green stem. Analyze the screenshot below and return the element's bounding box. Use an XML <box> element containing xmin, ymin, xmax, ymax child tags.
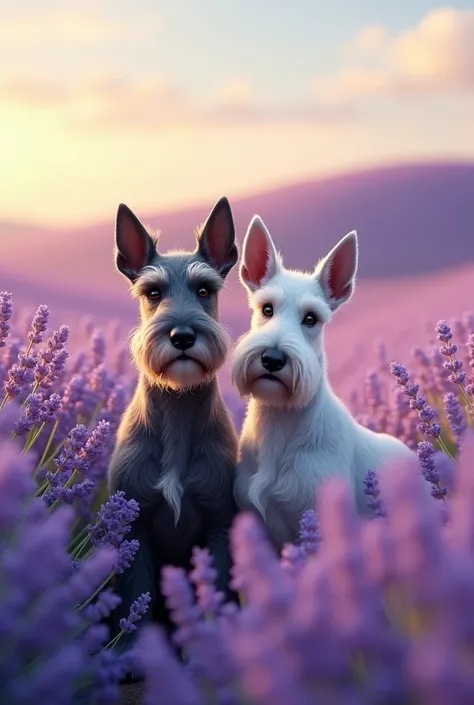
<box><xmin>70</xmin><ymin>534</ymin><xmax>91</xmax><ymax>559</ymax></box>
<box><xmin>68</xmin><ymin>525</ymin><xmax>89</xmax><ymax>552</ymax></box>
<box><xmin>39</xmin><ymin>437</ymin><xmax>66</xmax><ymax>470</ymax></box>
<box><xmin>34</xmin><ymin>480</ymin><xmax>49</xmax><ymax>498</ymax></box>
<box><xmin>75</xmin><ymin>573</ymin><xmax>113</xmax><ymax>611</ymax></box>
<box><xmin>105</xmin><ymin>631</ymin><xmax>125</xmax><ymax>650</ymax></box>
<box><xmin>23</xmin><ymin>422</ymin><xmax>46</xmax><ymax>454</ymax></box>
<box><xmin>436</xmin><ymin>435</ymin><xmax>455</xmax><ymax>461</ymax></box>
<box><xmin>34</xmin><ymin>420</ymin><xmax>59</xmax><ymax>477</ymax></box>
<box><xmin>46</xmin><ymin>469</ymin><xmax>78</xmax><ymax>513</ymax></box>
<box><xmin>80</xmin><ymin>547</ymin><xmax>94</xmax><ymax>562</ymax></box>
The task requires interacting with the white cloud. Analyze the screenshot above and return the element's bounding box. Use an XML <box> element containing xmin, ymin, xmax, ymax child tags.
<box><xmin>0</xmin><ymin>72</ymin><xmax>355</xmax><ymax>131</ymax></box>
<box><xmin>310</xmin><ymin>7</ymin><xmax>474</xmax><ymax>102</ymax></box>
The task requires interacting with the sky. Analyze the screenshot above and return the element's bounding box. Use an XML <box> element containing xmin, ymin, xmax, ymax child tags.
<box><xmin>1</xmin><ymin>0</ymin><xmax>473</xmax><ymax>227</ymax></box>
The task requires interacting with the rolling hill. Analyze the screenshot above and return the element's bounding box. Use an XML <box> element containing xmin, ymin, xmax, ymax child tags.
<box><xmin>0</xmin><ymin>160</ymin><xmax>473</xmax><ymax>401</ymax></box>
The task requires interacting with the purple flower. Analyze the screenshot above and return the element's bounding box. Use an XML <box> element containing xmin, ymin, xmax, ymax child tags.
<box><xmin>13</xmin><ymin>392</ymin><xmax>44</xmax><ymax>435</ymax></box>
<box><xmin>364</xmin><ymin>370</ymin><xmax>383</xmax><ymax>411</ymax></box>
<box><xmin>87</xmin><ymin>648</ymin><xmax>137</xmax><ymax>704</ymax></box>
<box><xmin>298</xmin><ymin>508</ymin><xmax>321</xmax><ymax>555</ymax></box>
<box><xmin>119</xmin><ymin>592</ymin><xmax>152</xmax><ymax>633</ymax></box>
<box><xmin>39</xmin><ymin>392</ymin><xmax>63</xmax><ymax>422</ymax></box>
<box><xmin>89</xmin><ymin>363</ymin><xmax>116</xmax><ymax>401</ymax></box>
<box><xmin>363</xmin><ymin>469</ymin><xmax>387</xmax><ymax>517</ymax></box>
<box><xmin>390</xmin><ymin>361</ymin><xmax>441</xmax><ymax>438</ymax></box>
<box><xmin>444</xmin><ymin>392</ymin><xmax>467</xmax><ymax>444</ymax></box>
<box><xmin>161</xmin><ymin>566</ymin><xmax>202</xmax><ymax>648</ymax></box>
<box><xmin>43</xmin><ymin>478</ymin><xmax>95</xmax><ymax>506</ymax></box>
<box><xmin>0</xmin><ymin>291</ymin><xmax>13</xmax><ymax>347</ymax></box>
<box><xmin>114</xmin><ymin>538</ymin><xmax>140</xmax><ymax>574</ymax></box>
<box><xmin>189</xmin><ymin>547</ymin><xmax>225</xmax><ymax>618</ymax></box>
<box><xmin>280</xmin><ymin>542</ymin><xmax>306</xmax><ymax>576</ymax></box>
<box><xmin>46</xmin><ymin>424</ymin><xmax>90</xmax><ymax>487</ymax></box>
<box><xmin>35</xmin><ymin>325</ymin><xmax>70</xmax><ymax>389</ymax></box>
<box><xmin>136</xmin><ymin>627</ymin><xmax>204</xmax><ymax>705</ymax></box>
<box><xmin>436</xmin><ymin>319</ymin><xmax>466</xmax><ymax>384</ymax></box>
<box><xmin>468</xmin><ymin>333</ymin><xmax>474</xmax><ymax>370</ymax></box>
<box><xmin>412</xmin><ymin>346</ymin><xmax>434</xmax><ymax>391</ymax></box>
<box><xmin>28</xmin><ymin>304</ymin><xmax>50</xmax><ymax>344</ymax></box>
<box><xmin>68</xmin><ymin>546</ymin><xmax>117</xmax><ymax>604</ymax></box>
<box><xmin>90</xmin><ymin>328</ymin><xmax>106</xmax><ymax>367</ymax></box>
<box><xmin>79</xmin><ymin>419</ymin><xmax>110</xmax><ymax>467</ymax></box>
<box><xmin>13</xmin><ymin>392</ymin><xmax>63</xmax><ymax>436</ymax></box>
<box><xmin>83</xmin><ymin>589</ymin><xmax>122</xmax><ymax>623</ymax></box>
<box><xmin>88</xmin><ymin>490</ymin><xmax>140</xmax><ymax>548</ymax></box>
<box><xmin>3</xmin><ymin>358</ymin><xmax>36</xmax><ymax>399</ymax></box>
<box><xmin>0</xmin><ymin>441</ymin><xmax>127</xmax><ymax>701</ymax></box>
<box><xmin>417</xmin><ymin>440</ymin><xmax>448</xmax><ymax>500</ymax></box>
<box><xmin>100</xmin><ymin>383</ymin><xmax>128</xmax><ymax>429</ymax></box>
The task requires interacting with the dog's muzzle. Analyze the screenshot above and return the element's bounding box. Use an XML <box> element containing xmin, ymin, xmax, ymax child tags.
<box><xmin>261</xmin><ymin>348</ymin><xmax>287</xmax><ymax>373</ymax></box>
<box><xmin>169</xmin><ymin>326</ymin><xmax>196</xmax><ymax>351</ymax></box>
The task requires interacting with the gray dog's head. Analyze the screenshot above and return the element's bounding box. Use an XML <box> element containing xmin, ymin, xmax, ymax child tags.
<box><xmin>115</xmin><ymin>197</ymin><xmax>238</xmax><ymax>390</ymax></box>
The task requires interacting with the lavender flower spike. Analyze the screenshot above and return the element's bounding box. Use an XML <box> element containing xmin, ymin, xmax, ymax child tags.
<box><xmin>119</xmin><ymin>592</ymin><xmax>152</xmax><ymax>633</ymax></box>
<box><xmin>417</xmin><ymin>440</ymin><xmax>448</xmax><ymax>500</ymax></box>
<box><xmin>0</xmin><ymin>291</ymin><xmax>13</xmax><ymax>348</ymax></box>
<box><xmin>436</xmin><ymin>319</ymin><xmax>466</xmax><ymax>384</ymax></box>
<box><xmin>280</xmin><ymin>542</ymin><xmax>305</xmax><ymax>576</ymax></box>
<box><xmin>390</xmin><ymin>361</ymin><xmax>442</xmax><ymax>440</ymax></box>
<box><xmin>468</xmin><ymin>333</ymin><xmax>474</xmax><ymax>371</ymax></box>
<box><xmin>298</xmin><ymin>508</ymin><xmax>321</xmax><ymax>555</ymax></box>
<box><xmin>363</xmin><ymin>469</ymin><xmax>386</xmax><ymax>517</ymax></box>
<box><xmin>88</xmin><ymin>491</ymin><xmax>140</xmax><ymax>548</ymax></box>
<box><xmin>28</xmin><ymin>304</ymin><xmax>50</xmax><ymax>345</ymax></box>
<box><xmin>444</xmin><ymin>392</ymin><xmax>467</xmax><ymax>446</ymax></box>
<box><xmin>189</xmin><ymin>547</ymin><xmax>225</xmax><ymax>618</ymax></box>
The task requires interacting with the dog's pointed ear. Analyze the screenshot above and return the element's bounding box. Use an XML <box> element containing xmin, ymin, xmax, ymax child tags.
<box><xmin>240</xmin><ymin>215</ymin><xmax>282</xmax><ymax>292</ymax></box>
<box><xmin>115</xmin><ymin>204</ymin><xmax>157</xmax><ymax>282</ymax></box>
<box><xmin>196</xmin><ymin>197</ymin><xmax>238</xmax><ymax>279</ymax></box>
<box><xmin>316</xmin><ymin>230</ymin><xmax>358</xmax><ymax>311</ymax></box>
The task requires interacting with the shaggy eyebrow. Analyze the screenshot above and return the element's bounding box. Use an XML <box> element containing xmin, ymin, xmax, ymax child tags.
<box><xmin>131</xmin><ymin>266</ymin><xmax>170</xmax><ymax>299</ymax></box>
<box><xmin>298</xmin><ymin>294</ymin><xmax>332</xmax><ymax>323</ymax></box>
<box><xmin>251</xmin><ymin>287</ymin><xmax>285</xmax><ymax>309</ymax></box>
<box><xmin>186</xmin><ymin>262</ymin><xmax>224</xmax><ymax>291</ymax></box>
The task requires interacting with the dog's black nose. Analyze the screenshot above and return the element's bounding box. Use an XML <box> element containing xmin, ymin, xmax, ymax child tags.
<box><xmin>261</xmin><ymin>348</ymin><xmax>287</xmax><ymax>373</ymax></box>
<box><xmin>170</xmin><ymin>326</ymin><xmax>196</xmax><ymax>350</ymax></box>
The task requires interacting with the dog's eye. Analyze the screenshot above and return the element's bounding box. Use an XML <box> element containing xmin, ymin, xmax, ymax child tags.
<box><xmin>197</xmin><ymin>287</ymin><xmax>209</xmax><ymax>298</ymax></box>
<box><xmin>302</xmin><ymin>312</ymin><xmax>318</xmax><ymax>326</ymax></box>
<box><xmin>147</xmin><ymin>290</ymin><xmax>161</xmax><ymax>302</ymax></box>
<box><xmin>262</xmin><ymin>303</ymin><xmax>273</xmax><ymax>318</ymax></box>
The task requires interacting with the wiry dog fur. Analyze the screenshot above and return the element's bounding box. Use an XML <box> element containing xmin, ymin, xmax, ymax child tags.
<box><xmin>108</xmin><ymin>198</ymin><xmax>239</xmax><ymax>659</ymax></box>
<box><xmin>232</xmin><ymin>215</ymin><xmax>414</xmax><ymax>552</ymax></box>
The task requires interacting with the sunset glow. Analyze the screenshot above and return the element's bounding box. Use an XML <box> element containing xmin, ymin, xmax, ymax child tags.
<box><xmin>1</xmin><ymin>0</ymin><xmax>473</xmax><ymax>227</ymax></box>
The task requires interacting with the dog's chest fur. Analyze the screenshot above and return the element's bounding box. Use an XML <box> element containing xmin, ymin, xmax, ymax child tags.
<box><xmin>241</xmin><ymin>383</ymin><xmax>356</xmax><ymax>548</ymax></box>
<box><xmin>110</xmin><ymin>380</ymin><xmax>237</xmax><ymax>563</ymax></box>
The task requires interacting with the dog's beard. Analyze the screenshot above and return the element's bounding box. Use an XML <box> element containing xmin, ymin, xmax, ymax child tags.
<box><xmin>131</xmin><ymin>312</ymin><xmax>231</xmax><ymax>391</ymax></box>
<box><xmin>232</xmin><ymin>332</ymin><xmax>323</xmax><ymax>409</ymax></box>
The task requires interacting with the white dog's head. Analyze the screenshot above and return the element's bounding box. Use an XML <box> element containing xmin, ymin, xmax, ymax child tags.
<box><xmin>232</xmin><ymin>215</ymin><xmax>358</xmax><ymax>409</ymax></box>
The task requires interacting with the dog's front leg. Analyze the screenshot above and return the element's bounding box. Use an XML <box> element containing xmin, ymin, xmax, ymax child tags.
<box><xmin>187</xmin><ymin>454</ymin><xmax>238</xmax><ymax>602</ymax></box>
<box><xmin>233</xmin><ymin>439</ymin><xmax>259</xmax><ymax>512</ymax></box>
<box><xmin>204</xmin><ymin>523</ymin><xmax>237</xmax><ymax>602</ymax></box>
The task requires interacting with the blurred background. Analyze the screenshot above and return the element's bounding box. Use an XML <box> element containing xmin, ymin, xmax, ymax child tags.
<box><xmin>1</xmin><ymin>0</ymin><xmax>473</xmax><ymax>400</ymax></box>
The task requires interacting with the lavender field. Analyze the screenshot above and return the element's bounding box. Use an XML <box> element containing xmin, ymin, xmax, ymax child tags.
<box><xmin>2</xmin><ymin>288</ymin><xmax>474</xmax><ymax>705</ymax></box>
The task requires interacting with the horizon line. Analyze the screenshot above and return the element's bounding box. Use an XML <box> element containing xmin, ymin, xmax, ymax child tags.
<box><xmin>2</xmin><ymin>156</ymin><xmax>474</xmax><ymax>232</ymax></box>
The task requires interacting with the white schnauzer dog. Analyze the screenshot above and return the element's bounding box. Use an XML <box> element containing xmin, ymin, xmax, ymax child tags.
<box><xmin>232</xmin><ymin>215</ymin><xmax>414</xmax><ymax>551</ymax></box>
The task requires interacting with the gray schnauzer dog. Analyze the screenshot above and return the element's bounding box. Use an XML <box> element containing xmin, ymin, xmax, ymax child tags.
<box><xmin>108</xmin><ymin>197</ymin><xmax>239</xmax><ymax>656</ymax></box>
